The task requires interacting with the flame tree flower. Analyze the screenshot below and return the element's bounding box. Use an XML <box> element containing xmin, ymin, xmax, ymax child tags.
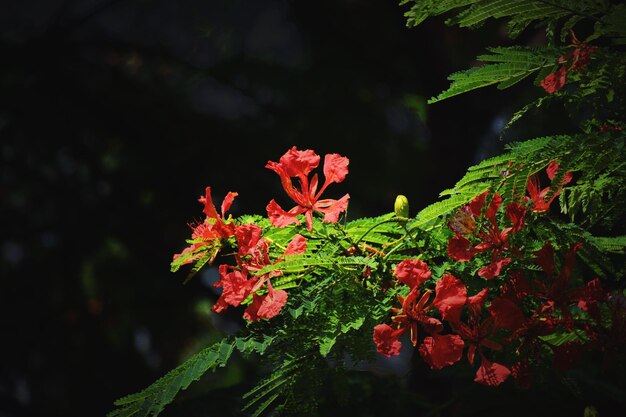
<box><xmin>212</xmin><ymin>224</ymin><xmax>307</xmax><ymax>321</ymax></box>
<box><xmin>526</xmin><ymin>161</ymin><xmax>573</xmax><ymax>213</ymax></box>
<box><xmin>266</xmin><ymin>146</ymin><xmax>350</xmax><ymax>231</ymax></box>
<box><xmin>172</xmin><ymin>186</ymin><xmax>238</xmax><ymax>268</ymax></box>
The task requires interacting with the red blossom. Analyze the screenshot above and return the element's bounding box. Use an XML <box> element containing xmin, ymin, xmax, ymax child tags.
<box><xmin>526</xmin><ymin>161</ymin><xmax>573</xmax><ymax>213</ymax></box>
<box><xmin>243</xmin><ymin>282</ymin><xmax>289</xmax><ymax>321</ymax></box>
<box><xmin>541</xmin><ymin>66</ymin><xmax>567</xmax><ymax>93</ymax></box>
<box><xmin>489</xmin><ymin>297</ymin><xmax>525</xmax><ymax>332</ymax></box>
<box><xmin>266</xmin><ymin>147</ymin><xmax>350</xmax><ymax>231</ymax></box>
<box><xmin>373</xmin><ymin>324</ymin><xmax>404</xmax><ymax>357</ymax></box>
<box><xmin>474</xmin><ymin>356</ymin><xmax>511</xmax><ymax>387</ymax></box>
<box><xmin>394</xmin><ymin>259</ymin><xmax>432</xmax><ymax>289</ymax></box>
<box><xmin>212</xmin><ymin>226</ymin><xmax>307</xmax><ymax>321</ymax></box>
<box><xmin>478</xmin><ymin>258</ymin><xmax>511</xmax><ymax>280</ymax></box>
<box><xmin>432</xmin><ymin>274</ymin><xmax>467</xmax><ymax>322</ymax></box>
<box><xmin>447</xmin><ymin>192</ymin><xmax>526</xmax><ymax>279</ymax></box>
<box><xmin>391</xmin><ymin>288</ymin><xmax>443</xmax><ymax>347</ymax></box>
<box><xmin>419</xmin><ymin>333</ymin><xmax>464</xmax><ymax>369</ymax></box>
<box><xmin>173</xmin><ymin>186</ymin><xmax>238</xmax><ymax>265</ymax></box>
<box><xmin>447</xmin><ymin>235</ymin><xmax>475</xmax><ymax>262</ymax></box>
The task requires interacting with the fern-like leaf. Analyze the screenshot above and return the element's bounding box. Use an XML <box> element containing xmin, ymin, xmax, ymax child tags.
<box><xmin>108</xmin><ymin>339</ymin><xmax>234</xmax><ymax>417</ymax></box>
<box><xmin>428</xmin><ymin>47</ymin><xmax>552</xmax><ymax>103</ymax></box>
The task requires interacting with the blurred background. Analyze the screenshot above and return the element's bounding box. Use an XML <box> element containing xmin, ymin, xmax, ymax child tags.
<box><xmin>0</xmin><ymin>0</ymin><xmax>549</xmax><ymax>415</ymax></box>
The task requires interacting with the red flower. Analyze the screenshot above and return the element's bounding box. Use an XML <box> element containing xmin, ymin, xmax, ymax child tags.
<box><xmin>243</xmin><ymin>282</ymin><xmax>289</xmax><ymax>321</ymax></box>
<box><xmin>373</xmin><ymin>324</ymin><xmax>404</xmax><ymax>357</ymax></box>
<box><xmin>173</xmin><ymin>186</ymin><xmax>238</xmax><ymax>266</ymax></box>
<box><xmin>474</xmin><ymin>355</ymin><xmax>511</xmax><ymax>387</ymax></box>
<box><xmin>541</xmin><ymin>66</ymin><xmax>567</xmax><ymax>93</ymax></box>
<box><xmin>419</xmin><ymin>333</ymin><xmax>464</xmax><ymax>369</ymax></box>
<box><xmin>447</xmin><ymin>235</ymin><xmax>475</xmax><ymax>262</ymax></box>
<box><xmin>266</xmin><ymin>147</ymin><xmax>350</xmax><ymax>231</ymax></box>
<box><xmin>394</xmin><ymin>258</ymin><xmax>431</xmax><ymax>289</ymax></box>
<box><xmin>526</xmin><ymin>161</ymin><xmax>573</xmax><ymax>213</ymax></box>
<box><xmin>432</xmin><ymin>274</ymin><xmax>467</xmax><ymax>322</ymax></box>
<box><xmin>447</xmin><ymin>192</ymin><xmax>526</xmax><ymax>279</ymax></box>
<box><xmin>532</xmin><ymin>242</ymin><xmax>585</xmax><ymax>320</ymax></box>
<box><xmin>212</xmin><ymin>225</ymin><xmax>307</xmax><ymax>321</ymax></box>
<box><xmin>391</xmin><ymin>287</ymin><xmax>443</xmax><ymax>347</ymax></box>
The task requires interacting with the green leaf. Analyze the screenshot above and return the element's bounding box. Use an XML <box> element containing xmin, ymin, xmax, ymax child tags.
<box><xmin>108</xmin><ymin>339</ymin><xmax>234</xmax><ymax>417</ymax></box>
<box><xmin>429</xmin><ymin>47</ymin><xmax>551</xmax><ymax>103</ymax></box>
<box><xmin>319</xmin><ymin>336</ymin><xmax>337</xmax><ymax>357</ymax></box>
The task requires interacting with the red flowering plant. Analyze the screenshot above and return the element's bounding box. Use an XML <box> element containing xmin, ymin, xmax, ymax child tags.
<box><xmin>112</xmin><ymin>138</ymin><xmax>626</xmax><ymax>417</ymax></box>
<box><xmin>446</xmin><ymin>190</ymin><xmax>527</xmax><ymax>279</ymax></box>
<box><xmin>111</xmin><ymin>3</ymin><xmax>626</xmax><ymax>415</ymax></box>
<box><xmin>541</xmin><ymin>31</ymin><xmax>598</xmax><ymax>94</ymax></box>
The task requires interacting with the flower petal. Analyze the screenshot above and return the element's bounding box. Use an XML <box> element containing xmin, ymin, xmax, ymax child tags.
<box><xmin>315</xmin><ymin>194</ymin><xmax>350</xmax><ymax>223</ymax></box>
<box><xmin>489</xmin><ymin>297</ymin><xmax>525</xmax><ymax>332</ymax></box>
<box><xmin>478</xmin><ymin>258</ymin><xmax>511</xmax><ymax>279</ymax></box>
<box><xmin>285</xmin><ymin>234</ymin><xmax>307</xmax><ymax>256</ymax></box>
<box><xmin>235</xmin><ymin>224</ymin><xmax>264</xmax><ymax>256</ymax></box>
<box><xmin>373</xmin><ymin>324</ymin><xmax>404</xmax><ymax>357</ymax></box>
<box><xmin>323</xmin><ymin>153</ymin><xmax>349</xmax><ymax>185</ymax></box>
<box><xmin>266</xmin><ymin>199</ymin><xmax>302</xmax><ymax>228</ymax></box>
<box><xmin>199</xmin><ymin>186</ymin><xmax>219</xmax><ymax>219</ymax></box>
<box><xmin>505</xmin><ymin>202</ymin><xmax>526</xmax><ymax>233</ymax></box>
<box><xmin>447</xmin><ymin>235</ymin><xmax>475</xmax><ymax>262</ymax></box>
<box><xmin>474</xmin><ymin>357</ymin><xmax>511</xmax><ymax>387</ymax></box>
<box><xmin>419</xmin><ymin>334</ymin><xmax>464</xmax><ymax>369</ymax></box>
<box><xmin>433</xmin><ymin>274</ymin><xmax>467</xmax><ymax>322</ymax></box>
<box><xmin>279</xmin><ymin>146</ymin><xmax>320</xmax><ymax>178</ymax></box>
<box><xmin>221</xmin><ymin>192</ymin><xmax>239</xmax><ymax>217</ymax></box>
<box><xmin>394</xmin><ymin>259</ymin><xmax>432</xmax><ymax>290</ymax></box>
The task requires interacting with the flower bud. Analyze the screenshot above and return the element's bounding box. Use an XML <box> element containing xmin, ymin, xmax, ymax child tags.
<box><xmin>583</xmin><ymin>406</ymin><xmax>599</xmax><ymax>417</ymax></box>
<box><xmin>394</xmin><ymin>195</ymin><xmax>410</xmax><ymax>218</ymax></box>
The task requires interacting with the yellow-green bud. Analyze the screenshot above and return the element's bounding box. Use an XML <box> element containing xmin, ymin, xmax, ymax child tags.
<box><xmin>583</xmin><ymin>406</ymin><xmax>599</xmax><ymax>417</ymax></box>
<box><xmin>394</xmin><ymin>195</ymin><xmax>410</xmax><ymax>218</ymax></box>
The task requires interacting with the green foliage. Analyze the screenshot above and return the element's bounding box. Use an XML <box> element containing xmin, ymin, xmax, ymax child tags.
<box><xmin>111</xmin><ymin>2</ymin><xmax>626</xmax><ymax>416</ymax></box>
<box><xmin>401</xmin><ymin>0</ymin><xmax>612</xmax><ymax>38</ymax></box>
<box><xmin>109</xmin><ymin>340</ymin><xmax>235</xmax><ymax>417</ymax></box>
<box><xmin>428</xmin><ymin>47</ymin><xmax>555</xmax><ymax>103</ymax></box>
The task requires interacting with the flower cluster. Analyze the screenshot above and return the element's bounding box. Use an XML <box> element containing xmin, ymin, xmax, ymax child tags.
<box><xmin>174</xmin><ymin>147</ymin><xmax>350</xmax><ymax>321</ymax></box>
<box><xmin>374</xmin><ymin>243</ymin><xmax>611</xmax><ymax>387</ymax></box>
<box><xmin>541</xmin><ymin>32</ymin><xmax>597</xmax><ymax>94</ymax></box>
<box><xmin>447</xmin><ymin>191</ymin><xmax>526</xmax><ymax>279</ymax></box>
<box><xmin>266</xmin><ymin>146</ymin><xmax>350</xmax><ymax>231</ymax></box>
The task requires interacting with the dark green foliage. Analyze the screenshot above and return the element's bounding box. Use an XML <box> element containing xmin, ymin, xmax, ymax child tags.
<box><xmin>110</xmin><ymin>1</ymin><xmax>626</xmax><ymax>416</ymax></box>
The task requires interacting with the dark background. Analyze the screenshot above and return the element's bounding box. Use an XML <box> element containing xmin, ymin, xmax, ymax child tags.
<box><xmin>0</xmin><ymin>0</ymin><xmax>544</xmax><ymax>415</ymax></box>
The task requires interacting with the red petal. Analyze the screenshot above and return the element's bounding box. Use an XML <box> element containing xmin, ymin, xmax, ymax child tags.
<box><xmin>433</xmin><ymin>274</ymin><xmax>467</xmax><ymax>322</ymax></box>
<box><xmin>489</xmin><ymin>297</ymin><xmax>525</xmax><ymax>332</ymax></box>
<box><xmin>323</xmin><ymin>153</ymin><xmax>349</xmax><ymax>184</ymax></box>
<box><xmin>478</xmin><ymin>258</ymin><xmax>511</xmax><ymax>279</ymax></box>
<box><xmin>469</xmin><ymin>192</ymin><xmax>488</xmax><ymax>217</ymax></box>
<box><xmin>285</xmin><ymin>234</ymin><xmax>307</xmax><ymax>256</ymax></box>
<box><xmin>315</xmin><ymin>194</ymin><xmax>350</xmax><ymax>223</ymax></box>
<box><xmin>235</xmin><ymin>224</ymin><xmax>263</xmax><ymax>256</ymax></box>
<box><xmin>505</xmin><ymin>202</ymin><xmax>526</xmax><ymax>233</ymax></box>
<box><xmin>199</xmin><ymin>186</ymin><xmax>219</xmax><ymax>219</ymax></box>
<box><xmin>467</xmin><ymin>288</ymin><xmax>489</xmax><ymax>316</ymax></box>
<box><xmin>256</xmin><ymin>286</ymin><xmax>288</xmax><ymax>319</ymax></box>
<box><xmin>373</xmin><ymin>323</ymin><xmax>404</xmax><ymax>357</ymax></box>
<box><xmin>486</xmin><ymin>193</ymin><xmax>502</xmax><ymax>223</ymax></box>
<box><xmin>474</xmin><ymin>357</ymin><xmax>511</xmax><ymax>387</ymax></box>
<box><xmin>221</xmin><ymin>269</ymin><xmax>253</xmax><ymax>307</ymax></box>
<box><xmin>221</xmin><ymin>192</ymin><xmax>238</xmax><ymax>217</ymax></box>
<box><xmin>394</xmin><ymin>259</ymin><xmax>432</xmax><ymax>289</ymax></box>
<box><xmin>447</xmin><ymin>235</ymin><xmax>475</xmax><ymax>262</ymax></box>
<box><xmin>419</xmin><ymin>334</ymin><xmax>464</xmax><ymax>370</ymax></box>
<box><xmin>266</xmin><ymin>199</ymin><xmax>302</xmax><ymax>228</ymax></box>
<box><xmin>279</xmin><ymin>146</ymin><xmax>320</xmax><ymax>178</ymax></box>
